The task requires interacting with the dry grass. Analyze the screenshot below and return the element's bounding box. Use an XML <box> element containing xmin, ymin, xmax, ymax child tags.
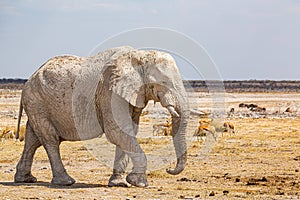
<box><xmin>0</xmin><ymin>91</ymin><xmax>299</xmax><ymax>199</ymax></box>
<box><xmin>0</xmin><ymin>89</ymin><xmax>21</xmax><ymax>98</ymax></box>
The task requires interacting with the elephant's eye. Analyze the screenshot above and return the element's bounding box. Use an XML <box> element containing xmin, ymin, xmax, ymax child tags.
<box><xmin>160</xmin><ymin>81</ymin><xmax>173</xmax><ymax>89</ymax></box>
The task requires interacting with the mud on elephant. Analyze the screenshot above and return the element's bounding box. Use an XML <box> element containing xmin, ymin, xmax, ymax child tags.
<box><xmin>14</xmin><ymin>46</ymin><xmax>189</xmax><ymax>187</ymax></box>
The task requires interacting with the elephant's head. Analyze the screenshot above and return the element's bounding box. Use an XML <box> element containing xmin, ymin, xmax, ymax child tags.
<box><xmin>106</xmin><ymin>48</ymin><xmax>188</xmax><ymax>175</ymax></box>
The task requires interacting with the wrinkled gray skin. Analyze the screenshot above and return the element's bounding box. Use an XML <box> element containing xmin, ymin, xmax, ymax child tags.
<box><xmin>14</xmin><ymin>46</ymin><xmax>189</xmax><ymax>187</ymax></box>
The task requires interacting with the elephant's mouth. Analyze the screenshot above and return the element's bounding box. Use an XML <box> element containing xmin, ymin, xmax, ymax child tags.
<box><xmin>166</xmin><ymin>105</ymin><xmax>180</xmax><ymax>118</ymax></box>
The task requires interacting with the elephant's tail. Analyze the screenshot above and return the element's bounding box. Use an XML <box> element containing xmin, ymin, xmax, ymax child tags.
<box><xmin>15</xmin><ymin>99</ymin><xmax>23</xmax><ymax>140</ymax></box>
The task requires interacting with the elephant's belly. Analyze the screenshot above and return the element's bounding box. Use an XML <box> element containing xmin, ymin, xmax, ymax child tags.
<box><xmin>51</xmin><ymin>113</ymin><xmax>104</xmax><ymax>141</ymax></box>
<box><xmin>76</xmin><ymin>131</ymin><xmax>104</xmax><ymax>141</ymax></box>
<box><xmin>57</xmin><ymin>124</ymin><xmax>104</xmax><ymax>141</ymax></box>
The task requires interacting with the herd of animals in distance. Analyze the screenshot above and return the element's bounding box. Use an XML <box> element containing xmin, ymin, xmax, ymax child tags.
<box><xmin>0</xmin><ymin>79</ymin><xmax>299</xmax><ymax>143</ymax></box>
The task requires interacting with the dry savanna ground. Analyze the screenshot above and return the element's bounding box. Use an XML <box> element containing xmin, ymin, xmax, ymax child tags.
<box><xmin>0</xmin><ymin>89</ymin><xmax>299</xmax><ymax>199</ymax></box>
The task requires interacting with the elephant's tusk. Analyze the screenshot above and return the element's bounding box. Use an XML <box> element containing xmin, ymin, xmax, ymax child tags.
<box><xmin>167</xmin><ymin>106</ymin><xmax>180</xmax><ymax>118</ymax></box>
<box><xmin>190</xmin><ymin>109</ymin><xmax>207</xmax><ymax>116</ymax></box>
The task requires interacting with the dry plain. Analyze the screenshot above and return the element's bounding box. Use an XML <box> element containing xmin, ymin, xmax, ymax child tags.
<box><xmin>0</xmin><ymin>89</ymin><xmax>299</xmax><ymax>199</ymax></box>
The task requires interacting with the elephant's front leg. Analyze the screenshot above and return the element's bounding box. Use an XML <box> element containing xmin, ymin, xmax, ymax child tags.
<box><xmin>105</xmin><ymin>105</ymin><xmax>148</xmax><ymax>187</ymax></box>
<box><xmin>106</xmin><ymin>135</ymin><xmax>148</xmax><ymax>187</ymax></box>
<box><xmin>125</xmin><ymin>150</ymin><xmax>148</xmax><ymax>187</ymax></box>
<box><xmin>108</xmin><ymin>146</ymin><xmax>130</xmax><ymax>187</ymax></box>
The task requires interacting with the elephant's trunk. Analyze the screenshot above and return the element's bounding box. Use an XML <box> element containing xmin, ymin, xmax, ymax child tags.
<box><xmin>166</xmin><ymin>108</ymin><xmax>188</xmax><ymax>175</ymax></box>
<box><xmin>159</xmin><ymin>90</ymin><xmax>188</xmax><ymax>175</ymax></box>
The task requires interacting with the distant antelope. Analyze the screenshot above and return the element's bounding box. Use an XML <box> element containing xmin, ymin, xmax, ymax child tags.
<box><xmin>223</xmin><ymin>122</ymin><xmax>235</xmax><ymax>135</ymax></box>
<box><xmin>239</xmin><ymin>103</ymin><xmax>247</xmax><ymax>108</ymax></box>
<box><xmin>250</xmin><ymin>106</ymin><xmax>266</xmax><ymax>112</ymax></box>
<box><xmin>0</xmin><ymin>127</ymin><xmax>15</xmax><ymax>141</ymax></box>
<box><xmin>0</xmin><ymin>125</ymin><xmax>26</xmax><ymax>142</ymax></box>
<box><xmin>285</xmin><ymin>107</ymin><xmax>293</xmax><ymax>113</ymax></box>
<box><xmin>247</xmin><ymin>104</ymin><xmax>258</xmax><ymax>109</ymax></box>
<box><xmin>152</xmin><ymin>120</ymin><xmax>172</xmax><ymax>136</ymax></box>
<box><xmin>193</xmin><ymin>118</ymin><xmax>216</xmax><ymax>141</ymax></box>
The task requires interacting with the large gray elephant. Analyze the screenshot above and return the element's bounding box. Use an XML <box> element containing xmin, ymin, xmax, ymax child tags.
<box><xmin>14</xmin><ymin>46</ymin><xmax>189</xmax><ymax>187</ymax></box>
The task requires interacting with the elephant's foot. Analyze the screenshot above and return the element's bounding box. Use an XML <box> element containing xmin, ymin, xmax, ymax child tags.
<box><xmin>51</xmin><ymin>174</ymin><xmax>75</xmax><ymax>186</ymax></box>
<box><xmin>126</xmin><ymin>172</ymin><xmax>148</xmax><ymax>187</ymax></box>
<box><xmin>108</xmin><ymin>173</ymin><xmax>130</xmax><ymax>187</ymax></box>
<box><xmin>14</xmin><ymin>173</ymin><xmax>37</xmax><ymax>183</ymax></box>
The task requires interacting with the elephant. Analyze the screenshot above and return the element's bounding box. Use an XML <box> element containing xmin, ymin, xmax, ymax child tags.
<box><xmin>14</xmin><ymin>46</ymin><xmax>189</xmax><ymax>187</ymax></box>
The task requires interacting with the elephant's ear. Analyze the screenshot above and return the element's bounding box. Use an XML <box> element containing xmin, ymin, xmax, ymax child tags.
<box><xmin>107</xmin><ymin>52</ymin><xmax>146</xmax><ymax>108</ymax></box>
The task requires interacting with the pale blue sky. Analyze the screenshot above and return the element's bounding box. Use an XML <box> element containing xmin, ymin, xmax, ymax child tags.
<box><xmin>1</xmin><ymin>0</ymin><xmax>300</xmax><ymax>80</ymax></box>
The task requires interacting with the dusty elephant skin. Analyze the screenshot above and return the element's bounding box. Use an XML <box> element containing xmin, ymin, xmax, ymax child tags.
<box><xmin>14</xmin><ymin>46</ymin><xmax>189</xmax><ymax>187</ymax></box>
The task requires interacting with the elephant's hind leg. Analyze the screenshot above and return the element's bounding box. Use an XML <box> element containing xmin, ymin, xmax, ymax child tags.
<box><xmin>15</xmin><ymin>122</ymin><xmax>41</xmax><ymax>183</ymax></box>
<box><xmin>39</xmin><ymin>120</ymin><xmax>75</xmax><ymax>186</ymax></box>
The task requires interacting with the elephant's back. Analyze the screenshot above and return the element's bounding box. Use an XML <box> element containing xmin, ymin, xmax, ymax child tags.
<box><xmin>26</xmin><ymin>55</ymin><xmax>82</xmax><ymax>115</ymax></box>
<box><xmin>34</xmin><ymin>55</ymin><xmax>83</xmax><ymax>90</ymax></box>
<box><xmin>24</xmin><ymin>55</ymin><xmax>83</xmax><ymax>104</ymax></box>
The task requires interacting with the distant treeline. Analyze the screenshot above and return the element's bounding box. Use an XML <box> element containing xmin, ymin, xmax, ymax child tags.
<box><xmin>0</xmin><ymin>78</ymin><xmax>27</xmax><ymax>84</ymax></box>
<box><xmin>184</xmin><ymin>80</ymin><xmax>300</xmax><ymax>92</ymax></box>
<box><xmin>0</xmin><ymin>78</ymin><xmax>27</xmax><ymax>90</ymax></box>
<box><xmin>0</xmin><ymin>78</ymin><xmax>300</xmax><ymax>92</ymax></box>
